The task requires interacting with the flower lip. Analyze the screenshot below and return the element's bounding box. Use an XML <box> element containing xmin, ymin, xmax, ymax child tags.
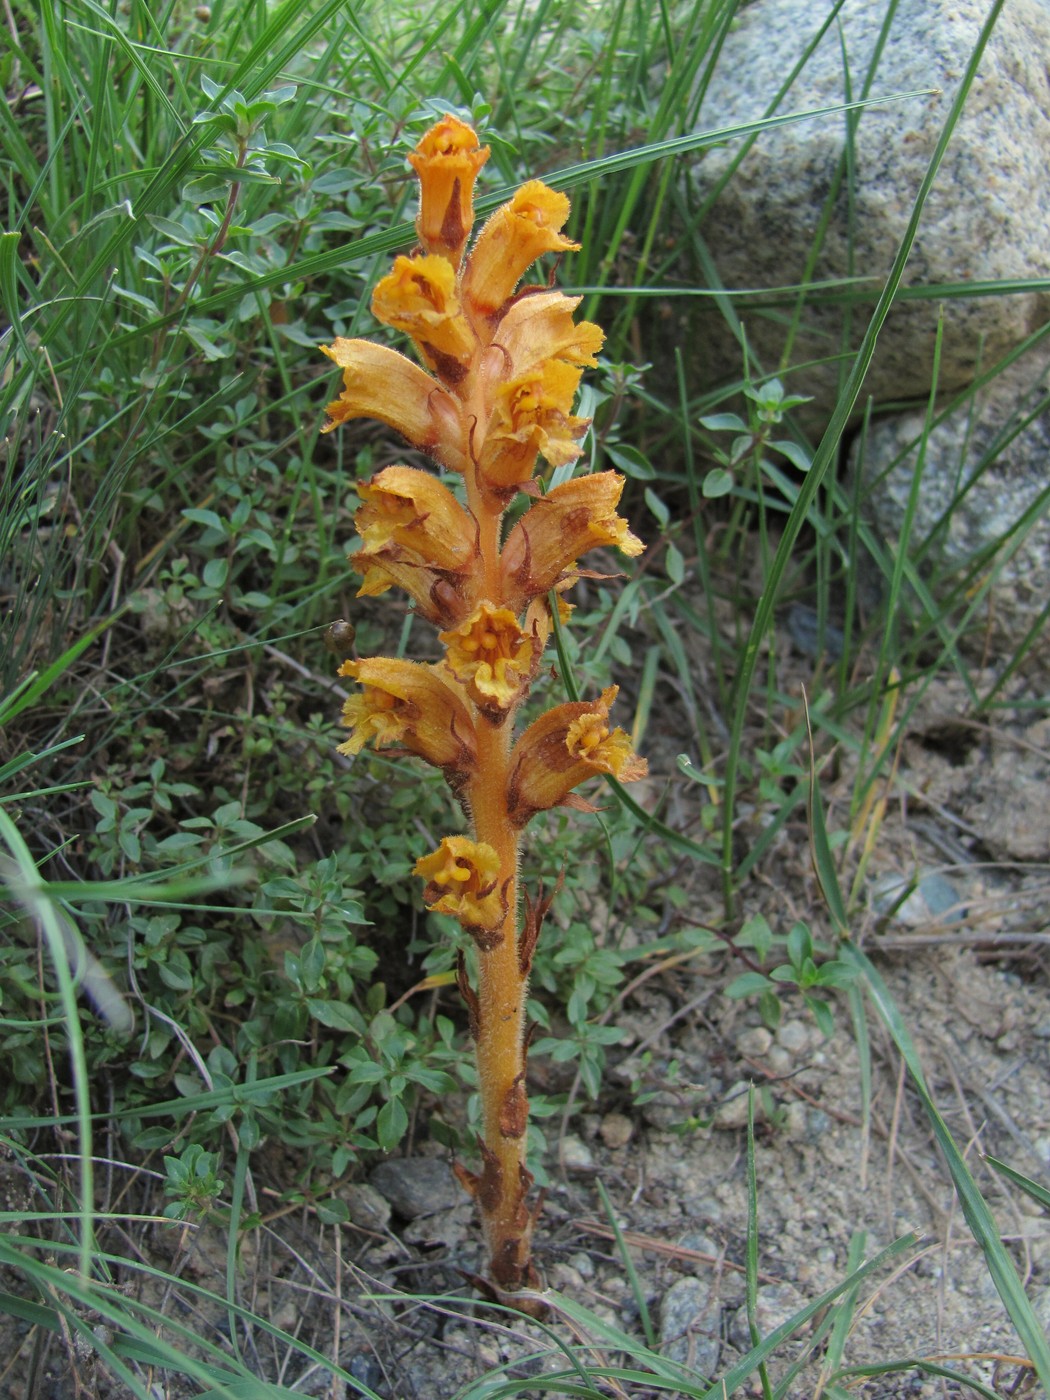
<box><xmin>414</xmin><ymin>835</ymin><xmax>506</xmax><ymax>932</ymax></box>
<box><xmin>371</xmin><ymin>255</ymin><xmax>475</xmax><ymax>381</ymax></box>
<box><xmin>440</xmin><ymin>601</ymin><xmax>536</xmax><ymax>718</ymax></box>
<box><xmin>476</xmin><ymin>360</ymin><xmax>589</xmax><ymax>500</ymax></box>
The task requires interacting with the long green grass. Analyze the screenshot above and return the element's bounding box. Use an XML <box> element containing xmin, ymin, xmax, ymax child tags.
<box><xmin>2</xmin><ymin>0</ymin><xmax>1048</xmax><ymax>1394</ymax></box>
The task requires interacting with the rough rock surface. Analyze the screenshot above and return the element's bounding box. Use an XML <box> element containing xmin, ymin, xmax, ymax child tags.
<box><xmin>682</xmin><ymin>0</ymin><xmax>1050</xmax><ymax>421</ymax></box>
<box><xmin>851</xmin><ymin>341</ymin><xmax>1050</xmax><ymax>668</ymax></box>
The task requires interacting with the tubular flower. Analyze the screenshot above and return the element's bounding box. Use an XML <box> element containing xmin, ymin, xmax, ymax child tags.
<box><xmin>415</xmin><ymin>836</ymin><xmax>505</xmax><ymax>932</ymax></box>
<box><xmin>492</xmin><ymin>292</ymin><xmax>604</xmax><ymax>379</ymax></box>
<box><xmin>477</xmin><ymin>360</ymin><xmax>590</xmax><ymax>499</ymax></box>
<box><xmin>407</xmin><ymin>115</ymin><xmax>490</xmax><ymax>268</ymax></box>
<box><xmin>500</xmin><ymin>471</ymin><xmax>645</xmax><ymax>609</ymax></box>
<box><xmin>371</xmin><ymin>255</ymin><xmax>475</xmax><ymax>382</ymax></box>
<box><xmin>440</xmin><ymin>602</ymin><xmax>535</xmax><ymax>718</ymax></box>
<box><xmin>465</xmin><ymin>181</ymin><xmax>579</xmax><ymax>317</ymax></box>
<box><xmin>337</xmin><ymin>658</ymin><xmax>476</xmax><ymax>787</ymax></box>
<box><xmin>356</xmin><ymin>466</ymin><xmax>477</xmax><ymax>572</ymax></box>
<box><xmin>352</xmin><ymin>548</ymin><xmax>479</xmax><ymax>626</ymax></box>
<box><xmin>320</xmin><ymin>340</ymin><xmax>467</xmax><ymax>473</ymax></box>
<box><xmin>353</xmin><ymin>466</ymin><xmax>480</xmax><ymax>624</ymax></box>
<box><xmin>506</xmin><ymin>686</ymin><xmax>648</xmax><ymax>826</ymax></box>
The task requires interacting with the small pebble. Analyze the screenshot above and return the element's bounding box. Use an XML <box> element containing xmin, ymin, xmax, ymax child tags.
<box><xmin>711</xmin><ymin>1080</ymin><xmax>764</xmax><ymax>1131</ymax></box>
<box><xmin>737</xmin><ymin>1026</ymin><xmax>773</xmax><ymax>1057</ymax></box>
<box><xmin>558</xmin><ymin>1133</ymin><xmax>595</xmax><ymax>1170</ymax></box>
<box><xmin>777</xmin><ymin>1019</ymin><xmax>810</xmax><ymax>1054</ymax></box>
<box><xmin>659</xmin><ymin>1276</ymin><xmax>722</xmax><ymax>1376</ymax></box>
<box><xmin>729</xmin><ymin>1282</ymin><xmax>807</xmax><ymax>1349</ymax></box>
<box><xmin>343</xmin><ymin>1181</ymin><xmax>392</xmax><ymax>1232</ymax></box>
<box><xmin>599</xmin><ymin>1112</ymin><xmax>635</xmax><ymax>1149</ymax></box>
<box><xmin>369</xmin><ymin>1158</ymin><xmax>460</xmax><ymax>1219</ymax></box>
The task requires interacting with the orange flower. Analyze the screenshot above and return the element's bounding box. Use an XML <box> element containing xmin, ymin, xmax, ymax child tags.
<box><xmin>500</xmin><ymin>472</ymin><xmax>644</xmax><ymax>609</ymax></box>
<box><xmin>415</xmin><ymin>836</ymin><xmax>505</xmax><ymax>932</ymax></box>
<box><xmin>338</xmin><ymin>658</ymin><xmax>476</xmax><ymax>790</ymax></box>
<box><xmin>477</xmin><ymin>360</ymin><xmax>590</xmax><ymax>500</ymax></box>
<box><xmin>352</xmin><ymin>466</ymin><xmax>480</xmax><ymax>624</ymax></box>
<box><xmin>371</xmin><ymin>255</ymin><xmax>475</xmax><ymax>382</ymax></box>
<box><xmin>407</xmin><ymin>115</ymin><xmax>490</xmax><ymax>269</ymax></box>
<box><xmin>440</xmin><ymin>602</ymin><xmax>535</xmax><ymax>718</ymax></box>
<box><xmin>356</xmin><ymin>466</ymin><xmax>477</xmax><ymax>570</ymax></box>
<box><xmin>506</xmin><ymin>686</ymin><xmax>647</xmax><ymax>826</ymax></box>
<box><xmin>320</xmin><ymin>339</ymin><xmax>467</xmax><ymax>473</ymax></box>
<box><xmin>492</xmin><ymin>291</ymin><xmax>604</xmax><ymax>379</ymax></box>
<box><xmin>465</xmin><ymin>181</ymin><xmax>579</xmax><ymax>317</ymax></box>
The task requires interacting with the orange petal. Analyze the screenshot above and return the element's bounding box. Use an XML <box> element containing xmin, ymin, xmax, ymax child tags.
<box><xmin>356</xmin><ymin>465</ymin><xmax>477</xmax><ymax>571</ymax></box>
<box><xmin>500</xmin><ymin>472</ymin><xmax>644</xmax><ymax>609</ymax></box>
<box><xmin>492</xmin><ymin>291</ymin><xmax>604</xmax><ymax>379</ymax></box>
<box><xmin>506</xmin><ymin>686</ymin><xmax>647</xmax><ymax>826</ymax></box>
<box><xmin>414</xmin><ymin>835</ymin><xmax>505</xmax><ymax>931</ymax></box>
<box><xmin>464</xmin><ymin>181</ymin><xmax>579</xmax><ymax>317</ymax></box>
<box><xmin>407</xmin><ymin>116</ymin><xmax>490</xmax><ymax>268</ymax></box>
<box><xmin>371</xmin><ymin>255</ymin><xmax>476</xmax><ymax>381</ymax></box>
<box><xmin>320</xmin><ymin>339</ymin><xmax>467</xmax><ymax>472</ymax></box>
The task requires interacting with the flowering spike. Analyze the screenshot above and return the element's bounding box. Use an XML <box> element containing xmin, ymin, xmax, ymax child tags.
<box><xmin>322</xmin><ymin>115</ymin><xmax>648</xmax><ymax>1311</ymax></box>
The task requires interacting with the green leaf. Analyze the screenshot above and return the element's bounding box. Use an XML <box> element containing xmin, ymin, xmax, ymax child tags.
<box><xmin>307</xmin><ymin>999</ymin><xmax>364</xmax><ymax>1034</ymax></box>
<box><xmin>702</xmin><ymin>467</ymin><xmax>734</xmax><ymax>498</ymax></box>
<box><xmin>604</xmin><ymin>442</ymin><xmax>655</xmax><ymax>480</ymax></box>
<box><xmin>984</xmin><ymin>1156</ymin><xmax>1050</xmax><ymax>1211</ymax></box>
<box><xmin>202</xmin><ymin>558</ymin><xmax>228</xmax><ymax>589</ymax></box>
<box><xmin>772</xmin><ymin>439</ymin><xmax>812</xmax><ymax>472</ymax></box>
<box><xmin>665</xmin><ymin>541</ymin><xmax>685</xmax><ymax>584</ymax></box>
<box><xmin>726</xmin><ymin>972</ymin><xmax>774</xmax><ymax>998</ymax></box>
<box><xmin>699</xmin><ymin>411</ymin><xmax>746</xmax><ymax>432</ymax></box>
<box><xmin>376</xmin><ymin>1096</ymin><xmax>408</xmax><ymax>1151</ymax></box>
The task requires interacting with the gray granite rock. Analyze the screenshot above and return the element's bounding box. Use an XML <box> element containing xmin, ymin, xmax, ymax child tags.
<box><xmin>659</xmin><ymin>1275</ymin><xmax>722</xmax><ymax>1377</ymax></box>
<box><xmin>851</xmin><ymin>341</ymin><xmax>1050</xmax><ymax>666</ymax></box>
<box><xmin>680</xmin><ymin>0</ymin><xmax>1050</xmax><ymax>422</ymax></box>
<box><xmin>368</xmin><ymin>1156</ymin><xmax>461</xmax><ymax>1219</ymax></box>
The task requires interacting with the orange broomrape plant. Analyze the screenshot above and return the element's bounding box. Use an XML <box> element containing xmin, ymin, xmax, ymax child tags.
<box><xmin>322</xmin><ymin>115</ymin><xmax>646</xmax><ymax>1310</ymax></box>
